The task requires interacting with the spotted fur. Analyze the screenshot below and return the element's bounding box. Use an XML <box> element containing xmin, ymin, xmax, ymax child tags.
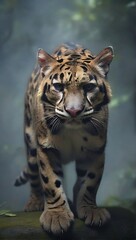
<box><xmin>15</xmin><ymin>43</ymin><xmax>114</xmax><ymax>235</ymax></box>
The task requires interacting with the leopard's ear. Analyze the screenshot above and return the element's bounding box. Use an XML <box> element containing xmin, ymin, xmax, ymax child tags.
<box><xmin>94</xmin><ymin>47</ymin><xmax>114</xmax><ymax>76</ymax></box>
<box><xmin>37</xmin><ymin>48</ymin><xmax>57</xmax><ymax>67</ymax></box>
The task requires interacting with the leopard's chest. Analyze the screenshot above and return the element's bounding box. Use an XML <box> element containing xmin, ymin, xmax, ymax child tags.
<box><xmin>52</xmin><ymin>126</ymin><xmax>104</xmax><ymax>163</ymax></box>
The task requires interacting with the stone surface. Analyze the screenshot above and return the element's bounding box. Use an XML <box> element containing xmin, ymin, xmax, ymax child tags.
<box><xmin>0</xmin><ymin>207</ymin><xmax>136</xmax><ymax>240</ymax></box>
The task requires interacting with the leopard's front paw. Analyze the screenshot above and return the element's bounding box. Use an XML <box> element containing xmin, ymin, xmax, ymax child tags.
<box><xmin>40</xmin><ymin>208</ymin><xmax>74</xmax><ymax>235</ymax></box>
<box><xmin>77</xmin><ymin>205</ymin><xmax>110</xmax><ymax>227</ymax></box>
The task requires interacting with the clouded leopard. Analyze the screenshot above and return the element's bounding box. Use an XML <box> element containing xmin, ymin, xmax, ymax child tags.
<box><xmin>15</xmin><ymin>43</ymin><xmax>114</xmax><ymax>235</ymax></box>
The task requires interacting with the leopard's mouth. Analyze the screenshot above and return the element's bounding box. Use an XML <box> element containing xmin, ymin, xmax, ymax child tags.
<box><xmin>55</xmin><ymin>107</ymin><xmax>94</xmax><ymax>119</ymax></box>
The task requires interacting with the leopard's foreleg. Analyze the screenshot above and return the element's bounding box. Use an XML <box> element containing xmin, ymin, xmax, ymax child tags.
<box><xmin>37</xmin><ymin>145</ymin><xmax>74</xmax><ymax>235</ymax></box>
<box><xmin>74</xmin><ymin>151</ymin><xmax>110</xmax><ymax>227</ymax></box>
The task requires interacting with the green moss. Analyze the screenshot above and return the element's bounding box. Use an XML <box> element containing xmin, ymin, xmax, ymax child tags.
<box><xmin>0</xmin><ymin>212</ymin><xmax>41</xmax><ymax>229</ymax></box>
<box><xmin>0</xmin><ymin>208</ymin><xmax>136</xmax><ymax>240</ymax></box>
<box><xmin>0</xmin><ymin>212</ymin><xmax>51</xmax><ymax>239</ymax></box>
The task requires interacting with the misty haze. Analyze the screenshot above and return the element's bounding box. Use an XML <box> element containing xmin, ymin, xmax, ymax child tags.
<box><xmin>0</xmin><ymin>0</ymin><xmax>136</xmax><ymax>215</ymax></box>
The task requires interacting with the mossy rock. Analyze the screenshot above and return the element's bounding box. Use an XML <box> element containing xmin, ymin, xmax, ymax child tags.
<box><xmin>0</xmin><ymin>207</ymin><xmax>136</xmax><ymax>240</ymax></box>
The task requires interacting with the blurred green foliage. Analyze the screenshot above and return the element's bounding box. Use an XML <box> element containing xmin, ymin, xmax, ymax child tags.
<box><xmin>60</xmin><ymin>0</ymin><xmax>136</xmax><ymax>45</ymax></box>
<box><xmin>104</xmin><ymin>196</ymin><xmax>136</xmax><ymax>213</ymax></box>
<box><xmin>0</xmin><ymin>0</ymin><xmax>17</xmax><ymax>11</ymax></box>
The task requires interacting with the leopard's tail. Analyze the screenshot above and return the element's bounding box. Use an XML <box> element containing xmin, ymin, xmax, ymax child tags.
<box><xmin>14</xmin><ymin>167</ymin><xmax>29</xmax><ymax>186</ymax></box>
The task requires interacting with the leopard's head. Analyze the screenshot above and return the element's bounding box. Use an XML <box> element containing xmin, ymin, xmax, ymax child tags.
<box><xmin>38</xmin><ymin>46</ymin><xmax>114</xmax><ymax>134</ymax></box>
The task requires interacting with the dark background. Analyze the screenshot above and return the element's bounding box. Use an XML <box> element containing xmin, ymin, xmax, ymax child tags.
<box><xmin>0</xmin><ymin>0</ymin><xmax>136</xmax><ymax>211</ymax></box>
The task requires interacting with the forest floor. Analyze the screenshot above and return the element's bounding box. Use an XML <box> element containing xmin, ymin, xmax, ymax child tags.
<box><xmin>0</xmin><ymin>207</ymin><xmax>136</xmax><ymax>240</ymax></box>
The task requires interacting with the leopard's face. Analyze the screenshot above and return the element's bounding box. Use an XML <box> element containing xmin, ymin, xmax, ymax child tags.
<box><xmin>38</xmin><ymin>47</ymin><xmax>113</xmax><ymax>133</ymax></box>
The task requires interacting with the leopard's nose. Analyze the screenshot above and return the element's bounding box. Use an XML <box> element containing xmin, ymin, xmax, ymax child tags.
<box><xmin>65</xmin><ymin>107</ymin><xmax>83</xmax><ymax>117</ymax></box>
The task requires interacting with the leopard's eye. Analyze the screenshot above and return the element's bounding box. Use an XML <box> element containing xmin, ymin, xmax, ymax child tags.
<box><xmin>53</xmin><ymin>83</ymin><xmax>64</xmax><ymax>92</ymax></box>
<box><xmin>82</xmin><ymin>83</ymin><xmax>96</xmax><ymax>92</ymax></box>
